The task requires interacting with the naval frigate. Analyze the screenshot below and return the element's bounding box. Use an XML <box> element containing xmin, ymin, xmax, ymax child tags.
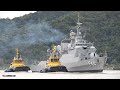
<box><xmin>30</xmin><ymin>12</ymin><xmax>107</xmax><ymax>72</ymax></box>
<box><xmin>58</xmin><ymin>12</ymin><xmax>107</xmax><ymax>72</ymax></box>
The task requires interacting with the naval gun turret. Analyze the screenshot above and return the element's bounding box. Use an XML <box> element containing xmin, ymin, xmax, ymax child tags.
<box><xmin>40</xmin><ymin>45</ymin><xmax>68</xmax><ymax>73</ymax></box>
<box><xmin>5</xmin><ymin>48</ymin><xmax>31</xmax><ymax>72</ymax></box>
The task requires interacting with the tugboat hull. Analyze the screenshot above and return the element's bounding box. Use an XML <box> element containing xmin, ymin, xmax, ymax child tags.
<box><xmin>5</xmin><ymin>66</ymin><xmax>31</xmax><ymax>72</ymax></box>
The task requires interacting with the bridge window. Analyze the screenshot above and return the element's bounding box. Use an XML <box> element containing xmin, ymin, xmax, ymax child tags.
<box><xmin>15</xmin><ymin>60</ymin><xmax>23</xmax><ymax>63</ymax></box>
<box><xmin>51</xmin><ymin>59</ymin><xmax>59</xmax><ymax>62</ymax></box>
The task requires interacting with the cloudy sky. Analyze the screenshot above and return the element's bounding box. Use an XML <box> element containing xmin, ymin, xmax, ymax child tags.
<box><xmin>0</xmin><ymin>11</ymin><xmax>36</xmax><ymax>19</ymax></box>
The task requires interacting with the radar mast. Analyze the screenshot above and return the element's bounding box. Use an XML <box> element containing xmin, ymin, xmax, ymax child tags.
<box><xmin>77</xmin><ymin>12</ymin><xmax>82</xmax><ymax>36</ymax></box>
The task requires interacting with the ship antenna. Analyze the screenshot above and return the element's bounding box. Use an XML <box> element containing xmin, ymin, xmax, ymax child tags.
<box><xmin>16</xmin><ymin>48</ymin><xmax>19</xmax><ymax>59</ymax></box>
<box><xmin>78</xmin><ymin>12</ymin><xmax>80</xmax><ymax>24</ymax></box>
<box><xmin>77</xmin><ymin>12</ymin><xmax>82</xmax><ymax>35</ymax></box>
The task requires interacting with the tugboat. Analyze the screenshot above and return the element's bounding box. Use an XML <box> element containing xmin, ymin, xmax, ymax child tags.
<box><xmin>40</xmin><ymin>45</ymin><xmax>68</xmax><ymax>73</ymax></box>
<box><xmin>4</xmin><ymin>48</ymin><xmax>32</xmax><ymax>72</ymax></box>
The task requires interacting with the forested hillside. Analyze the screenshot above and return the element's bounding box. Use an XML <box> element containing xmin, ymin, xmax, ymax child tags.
<box><xmin>0</xmin><ymin>11</ymin><xmax>120</xmax><ymax>67</ymax></box>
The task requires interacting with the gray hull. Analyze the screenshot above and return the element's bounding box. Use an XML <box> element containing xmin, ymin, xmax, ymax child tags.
<box><xmin>60</xmin><ymin>54</ymin><xmax>106</xmax><ymax>72</ymax></box>
<box><xmin>30</xmin><ymin>61</ymin><xmax>46</xmax><ymax>72</ymax></box>
<box><xmin>64</xmin><ymin>62</ymin><xmax>104</xmax><ymax>72</ymax></box>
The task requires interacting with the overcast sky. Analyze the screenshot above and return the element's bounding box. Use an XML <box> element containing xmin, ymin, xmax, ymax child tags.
<box><xmin>0</xmin><ymin>11</ymin><xmax>36</xmax><ymax>19</ymax></box>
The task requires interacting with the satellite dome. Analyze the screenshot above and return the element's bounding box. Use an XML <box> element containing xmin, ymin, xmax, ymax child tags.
<box><xmin>90</xmin><ymin>46</ymin><xmax>95</xmax><ymax>48</ymax></box>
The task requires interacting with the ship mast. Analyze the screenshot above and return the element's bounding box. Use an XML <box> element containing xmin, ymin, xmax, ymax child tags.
<box><xmin>77</xmin><ymin>12</ymin><xmax>82</xmax><ymax>36</ymax></box>
<box><xmin>16</xmin><ymin>48</ymin><xmax>19</xmax><ymax>59</ymax></box>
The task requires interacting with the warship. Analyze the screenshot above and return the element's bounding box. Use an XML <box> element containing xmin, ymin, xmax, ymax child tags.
<box><xmin>58</xmin><ymin>12</ymin><xmax>107</xmax><ymax>72</ymax></box>
<box><xmin>31</xmin><ymin>12</ymin><xmax>107</xmax><ymax>72</ymax></box>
